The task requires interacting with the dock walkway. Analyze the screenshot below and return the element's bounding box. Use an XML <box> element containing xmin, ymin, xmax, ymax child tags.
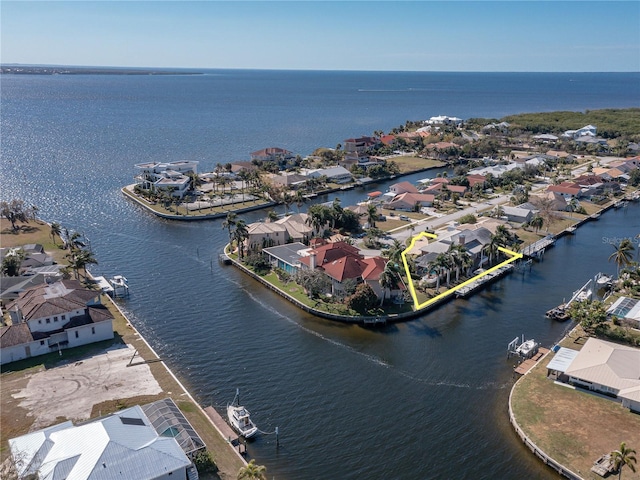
<box><xmin>522</xmin><ymin>235</ymin><xmax>556</xmax><ymax>258</ymax></box>
<box><xmin>514</xmin><ymin>347</ymin><xmax>550</xmax><ymax>375</ymax></box>
<box><xmin>203</xmin><ymin>406</ymin><xmax>246</xmax><ymax>454</ymax></box>
<box><xmin>455</xmin><ymin>264</ymin><xmax>514</xmax><ymax>298</ymax></box>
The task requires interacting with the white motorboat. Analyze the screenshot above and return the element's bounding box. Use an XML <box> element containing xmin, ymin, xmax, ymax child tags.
<box><xmin>515</xmin><ymin>339</ymin><xmax>538</xmax><ymax>358</ymax></box>
<box><xmin>227</xmin><ymin>390</ymin><xmax>258</xmax><ymax>438</ymax></box>
<box><xmin>596</xmin><ymin>274</ymin><xmax>613</xmax><ymax>287</ymax></box>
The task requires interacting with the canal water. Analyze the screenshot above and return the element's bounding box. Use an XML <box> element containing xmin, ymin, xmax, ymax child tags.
<box><xmin>2</xmin><ymin>71</ymin><xmax>639</xmax><ymax>479</ymax></box>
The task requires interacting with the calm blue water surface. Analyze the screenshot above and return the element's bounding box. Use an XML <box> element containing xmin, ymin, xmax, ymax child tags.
<box><xmin>1</xmin><ymin>70</ymin><xmax>639</xmax><ymax>479</ymax></box>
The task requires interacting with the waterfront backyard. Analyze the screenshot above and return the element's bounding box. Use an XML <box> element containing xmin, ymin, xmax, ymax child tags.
<box><xmin>511</xmin><ymin>325</ymin><xmax>640</xmax><ymax>480</ymax></box>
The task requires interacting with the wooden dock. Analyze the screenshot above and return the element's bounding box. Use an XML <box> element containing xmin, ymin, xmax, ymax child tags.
<box><xmin>522</xmin><ymin>235</ymin><xmax>555</xmax><ymax>258</ymax></box>
<box><xmin>204</xmin><ymin>406</ymin><xmax>244</xmax><ymax>451</ymax></box>
<box><xmin>514</xmin><ymin>347</ymin><xmax>549</xmax><ymax>375</ymax></box>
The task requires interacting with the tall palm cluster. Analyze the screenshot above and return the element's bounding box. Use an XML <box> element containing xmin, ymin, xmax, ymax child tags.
<box><xmin>222</xmin><ymin>212</ymin><xmax>249</xmax><ymax>259</ymax></box>
<box><xmin>305</xmin><ymin>199</ymin><xmax>359</xmax><ymax>236</ymax></box>
<box><xmin>50</xmin><ymin>222</ymin><xmax>98</xmax><ymax>280</ymax></box>
<box><xmin>426</xmin><ymin>243</ymin><xmax>474</xmax><ymax>292</ymax></box>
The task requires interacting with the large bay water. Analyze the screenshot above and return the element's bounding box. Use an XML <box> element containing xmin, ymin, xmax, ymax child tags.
<box><xmin>1</xmin><ymin>70</ymin><xmax>640</xmax><ymax>479</ymax></box>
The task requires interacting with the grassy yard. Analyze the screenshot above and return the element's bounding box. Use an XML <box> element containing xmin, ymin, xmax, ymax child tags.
<box><xmin>511</xmin><ymin>328</ymin><xmax>640</xmax><ymax>480</ymax></box>
<box><xmin>389</xmin><ymin>156</ymin><xmax>445</xmax><ymax>174</ymax></box>
<box><xmin>0</xmin><ymin>222</ymin><xmax>245</xmax><ymax>479</ymax></box>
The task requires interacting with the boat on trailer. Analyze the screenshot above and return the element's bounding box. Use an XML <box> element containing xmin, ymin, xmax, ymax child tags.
<box><xmin>227</xmin><ymin>390</ymin><xmax>258</xmax><ymax>439</ymax></box>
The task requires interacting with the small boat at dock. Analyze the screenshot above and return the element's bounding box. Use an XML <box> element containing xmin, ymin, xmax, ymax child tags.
<box><xmin>227</xmin><ymin>390</ymin><xmax>258</xmax><ymax>439</ymax></box>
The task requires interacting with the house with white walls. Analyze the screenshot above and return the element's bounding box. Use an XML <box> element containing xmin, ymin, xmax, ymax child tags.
<box><xmin>134</xmin><ymin>160</ymin><xmax>199</xmax><ymax>198</ymax></box>
<box><xmin>8</xmin><ymin>404</ymin><xmax>198</xmax><ymax>480</ymax></box>
<box><xmin>1</xmin><ymin>279</ymin><xmax>114</xmax><ymax>365</ymax></box>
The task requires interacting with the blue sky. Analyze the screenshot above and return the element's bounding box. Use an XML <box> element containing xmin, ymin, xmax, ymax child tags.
<box><xmin>2</xmin><ymin>1</ymin><xmax>639</xmax><ymax>72</ymax></box>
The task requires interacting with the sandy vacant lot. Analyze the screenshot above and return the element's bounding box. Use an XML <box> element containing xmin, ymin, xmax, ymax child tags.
<box><xmin>10</xmin><ymin>344</ymin><xmax>162</xmax><ymax>430</ymax></box>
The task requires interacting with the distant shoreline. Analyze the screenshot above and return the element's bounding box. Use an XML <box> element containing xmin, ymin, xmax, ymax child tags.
<box><xmin>0</xmin><ymin>65</ymin><xmax>203</xmax><ymax>76</ymax></box>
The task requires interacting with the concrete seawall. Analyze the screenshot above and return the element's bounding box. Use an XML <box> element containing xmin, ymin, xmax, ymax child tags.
<box><xmin>224</xmin><ymin>250</ymin><xmax>453</xmax><ymax>325</ymax></box>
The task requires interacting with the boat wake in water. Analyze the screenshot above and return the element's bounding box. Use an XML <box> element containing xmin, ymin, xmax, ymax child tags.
<box><xmin>226</xmin><ymin>276</ymin><xmax>510</xmax><ymax>391</ymax></box>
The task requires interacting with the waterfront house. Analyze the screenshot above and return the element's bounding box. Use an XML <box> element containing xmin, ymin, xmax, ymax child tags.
<box><xmin>414</xmin><ymin>227</ymin><xmax>493</xmax><ymax>277</ymax></box>
<box><xmin>250</xmin><ymin>147</ymin><xmax>295</xmax><ymax>164</ymax></box>
<box><xmin>134</xmin><ymin>161</ymin><xmax>198</xmax><ymax>198</ymax></box>
<box><xmin>1</xmin><ymin>280</ymin><xmax>114</xmax><ymax>365</ymax></box>
<box><xmin>307</xmin><ymin>166</ymin><xmax>353</xmax><ymax>184</ymax></box>
<box><xmin>607</xmin><ymin>296</ymin><xmax>640</xmax><ymax>329</ymax></box>
<box><xmin>343</xmin><ymin>136</ymin><xmax>379</xmax><ymax>155</ymax></box>
<box><xmin>297</xmin><ymin>242</ymin><xmax>397</xmax><ymax>299</ymax></box>
<box><xmin>246</xmin><ymin>213</ymin><xmax>313</xmax><ymax>252</ymax></box>
<box><xmin>389</xmin><ymin>181</ymin><xmax>419</xmax><ymax>195</ymax></box>
<box><xmin>262</xmin><ymin>242</ymin><xmax>308</xmax><ymax>274</ymax></box>
<box><xmin>425</xmin><ymin>115</ymin><xmax>463</xmax><ymax>126</ymax></box>
<box><xmin>554</xmin><ymin>338</ymin><xmax>640</xmax><ymax>414</ymax></box>
<box><xmin>8</xmin><ymin>404</ymin><xmax>198</xmax><ymax>480</ymax></box>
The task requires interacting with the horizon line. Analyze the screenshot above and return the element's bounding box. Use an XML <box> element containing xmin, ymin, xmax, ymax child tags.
<box><xmin>2</xmin><ymin>63</ymin><xmax>639</xmax><ymax>75</ymax></box>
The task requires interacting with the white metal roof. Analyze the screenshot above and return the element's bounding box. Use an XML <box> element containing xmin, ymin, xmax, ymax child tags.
<box><xmin>546</xmin><ymin>347</ymin><xmax>579</xmax><ymax>373</ymax></box>
<box><xmin>564</xmin><ymin>338</ymin><xmax>640</xmax><ymax>395</ymax></box>
<box><xmin>9</xmin><ymin>405</ymin><xmax>190</xmax><ymax>480</ymax></box>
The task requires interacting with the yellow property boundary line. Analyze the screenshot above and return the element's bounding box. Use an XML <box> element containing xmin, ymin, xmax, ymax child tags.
<box><xmin>401</xmin><ymin>232</ymin><xmax>523</xmax><ymax>311</ymax></box>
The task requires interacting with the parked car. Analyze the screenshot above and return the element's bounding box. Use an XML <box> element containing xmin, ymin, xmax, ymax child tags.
<box><xmin>399</xmin><ymin>215</ymin><xmax>410</xmax><ymax>221</ymax></box>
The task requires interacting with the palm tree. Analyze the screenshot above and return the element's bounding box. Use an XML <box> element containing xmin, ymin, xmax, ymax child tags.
<box><xmin>385</xmin><ymin>239</ymin><xmax>404</xmax><ymax>267</ymax></box>
<box><xmin>530</xmin><ymin>215</ymin><xmax>544</xmax><ymax>234</ymax></box>
<box><xmin>568</xmin><ymin>197</ymin><xmax>579</xmax><ymax>218</ymax></box>
<box><xmin>483</xmin><ymin>236</ymin><xmax>501</xmax><ymax>266</ymax></box>
<box><xmin>294</xmin><ymin>190</ymin><xmax>307</xmax><ymax>213</ymax></box>
<box><xmin>66</xmin><ymin>232</ymin><xmax>86</xmax><ymax>251</ymax></box>
<box><xmin>222</xmin><ymin>212</ymin><xmax>238</xmax><ymax>243</ymax></box>
<box><xmin>378</xmin><ymin>262</ymin><xmax>399</xmax><ymax>306</ymax></box>
<box><xmin>611</xmin><ymin>442</ymin><xmax>637</xmax><ymax>480</ymax></box>
<box><xmin>609</xmin><ymin>238</ymin><xmax>635</xmax><ymax>277</ymax></box>
<box><xmin>267</xmin><ymin>210</ymin><xmax>279</xmax><ymax>222</ymax></box>
<box><xmin>65</xmin><ymin>249</ymin><xmax>98</xmax><ymax>279</ymax></box>
<box><xmin>429</xmin><ymin>253</ymin><xmax>451</xmax><ymax>291</ymax></box>
<box><xmin>282</xmin><ymin>192</ymin><xmax>293</xmax><ymax>214</ymax></box>
<box><xmin>237</xmin><ymin>459</ymin><xmax>267</xmax><ymax>480</ymax></box>
<box><xmin>449</xmin><ymin>243</ymin><xmax>472</xmax><ymax>282</ymax></box>
<box><xmin>233</xmin><ymin>220</ymin><xmax>249</xmax><ymax>259</ymax></box>
<box><xmin>366</xmin><ymin>204</ymin><xmax>379</xmax><ymax>228</ymax></box>
<box><xmin>50</xmin><ymin>222</ymin><xmax>62</xmax><ymax>245</ymax></box>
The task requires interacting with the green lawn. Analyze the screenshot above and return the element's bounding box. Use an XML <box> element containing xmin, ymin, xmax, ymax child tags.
<box><xmin>390</xmin><ymin>156</ymin><xmax>445</xmax><ymax>173</ymax></box>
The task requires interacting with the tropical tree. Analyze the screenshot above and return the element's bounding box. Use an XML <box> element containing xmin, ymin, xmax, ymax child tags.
<box><xmin>237</xmin><ymin>459</ymin><xmax>267</xmax><ymax>480</ymax></box>
<box><xmin>282</xmin><ymin>192</ymin><xmax>293</xmax><ymax>214</ymax></box>
<box><xmin>385</xmin><ymin>239</ymin><xmax>404</xmax><ymax>267</ymax></box>
<box><xmin>222</xmin><ymin>212</ymin><xmax>238</xmax><ymax>243</ymax></box>
<box><xmin>50</xmin><ymin>222</ymin><xmax>62</xmax><ymax>245</ymax></box>
<box><xmin>378</xmin><ymin>262</ymin><xmax>400</xmax><ymax>306</ymax></box>
<box><xmin>428</xmin><ymin>253</ymin><xmax>452</xmax><ymax>291</ymax></box>
<box><xmin>294</xmin><ymin>190</ymin><xmax>307</xmax><ymax>213</ymax></box>
<box><xmin>568</xmin><ymin>299</ymin><xmax>608</xmax><ymax>336</ymax></box>
<box><xmin>65</xmin><ymin>249</ymin><xmax>98</xmax><ymax>279</ymax></box>
<box><xmin>483</xmin><ymin>235</ymin><xmax>501</xmax><ymax>266</ymax></box>
<box><xmin>366</xmin><ymin>204</ymin><xmax>379</xmax><ymax>229</ymax></box>
<box><xmin>1</xmin><ymin>248</ymin><xmax>25</xmax><ymax>276</ymax></box>
<box><xmin>66</xmin><ymin>231</ymin><xmax>86</xmax><ymax>251</ymax></box>
<box><xmin>267</xmin><ymin>210</ymin><xmax>279</xmax><ymax>222</ymax></box>
<box><xmin>449</xmin><ymin>243</ymin><xmax>473</xmax><ymax>282</ymax></box>
<box><xmin>233</xmin><ymin>220</ymin><xmax>249</xmax><ymax>259</ymax></box>
<box><xmin>530</xmin><ymin>215</ymin><xmax>544</xmax><ymax>234</ymax></box>
<box><xmin>0</xmin><ymin>199</ymin><xmax>31</xmax><ymax>231</ymax></box>
<box><xmin>609</xmin><ymin>238</ymin><xmax>635</xmax><ymax>277</ymax></box>
<box><xmin>611</xmin><ymin>442</ymin><xmax>637</xmax><ymax>480</ymax></box>
<box><xmin>531</xmin><ymin>196</ymin><xmax>561</xmax><ymax>232</ymax></box>
<box><xmin>568</xmin><ymin>197</ymin><xmax>579</xmax><ymax>218</ymax></box>
<box><xmin>346</xmin><ymin>283</ymin><xmax>378</xmax><ymax>313</ymax></box>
